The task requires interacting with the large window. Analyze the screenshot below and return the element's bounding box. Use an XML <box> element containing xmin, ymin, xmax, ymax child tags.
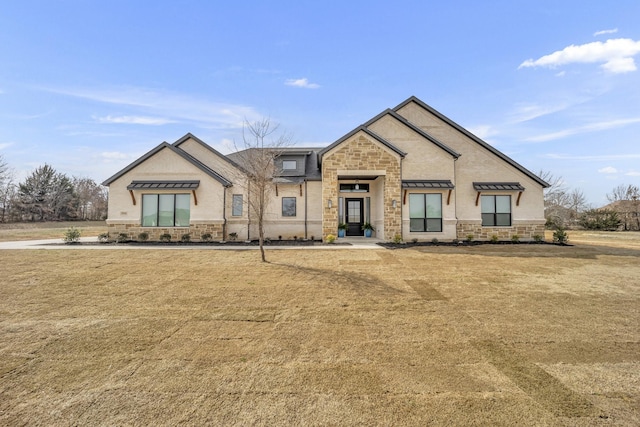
<box><xmin>232</xmin><ymin>194</ymin><xmax>243</xmax><ymax>216</ymax></box>
<box><xmin>409</xmin><ymin>193</ymin><xmax>442</xmax><ymax>232</ymax></box>
<box><xmin>282</xmin><ymin>197</ymin><xmax>296</xmax><ymax>217</ymax></box>
<box><xmin>481</xmin><ymin>195</ymin><xmax>511</xmax><ymax>226</ymax></box>
<box><xmin>142</xmin><ymin>194</ymin><xmax>190</xmax><ymax>227</ymax></box>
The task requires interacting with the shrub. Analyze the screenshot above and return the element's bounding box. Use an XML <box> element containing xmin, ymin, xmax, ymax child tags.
<box><xmin>553</xmin><ymin>227</ymin><xmax>569</xmax><ymax>245</ymax></box>
<box><xmin>293</xmin><ymin>236</ymin><xmax>298</xmax><ymax>241</ymax></box>
<box><xmin>511</xmin><ymin>234</ymin><xmax>520</xmax><ymax>243</ymax></box>
<box><xmin>201</xmin><ymin>233</ymin><xmax>212</xmax><ymax>242</ymax></box>
<box><xmin>181</xmin><ymin>233</ymin><xmax>191</xmax><ymax>243</ymax></box>
<box><xmin>98</xmin><ymin>232</ymin><xmax>109</xmax><ymax>243</ymax></box>
<box><xmin>229</xmin><ymin>232</ymin><xmax>238</xmax><ymax>241</ymax></box>
<box><xmin>138</xmin><ymin>232</ymin><xmax>149</xmax><ymax>242</ymax></box>
<box><xmin>533</xmin><ymin>234</ymin><xmax>544</xmax><ymax>243</ymax></box>
<box><xmin>393</xmin><ymin>234</ymin><xmax>403</xmax><ymax>244</ymax></box>
<box><xmin>466</xmin><ymin>234</ymin><xmax>474</xmax><ymax>243</ymax></box>
<box><xmin>490</xmin><ymin>235</ymin><xmax>499</xmax><ymax>244</ymax></box>
<box><xmin>325</xmin><ymin>234</ymin><xmax>336</xmax><ymax>244</ymax></box>
<box><xmin>159</xmin><ymin>233</ymin><xmax>172</xmax><ymax>242</ymax></box>
<box><xmin>117</xmin><ymin>233</ymin><xmax>129</xmax><ymax>243</ymax></box>
<box><xmin>264</xmin><ymin>237</ymin><xmax>271</xmax><ymax>244</ymax></box>
<box><xmin>63</xmin><ymin>227</ymin><xmax>81</xmax><ymax>243</ymax></box>
<box><xmin>578</xmin><ymin>208</ymin><xmax>621</xmax><ymax>231</ymax></box>
<box><xmin>310</xmin><ymin>235</ymin><xmax>315</xmax><ymax>241</ymax></box>
<box><xmin>411</xmin><ymin>238</ymin><xmax>418</xmax><ymax>243</ymax></box>
<box><xmin>431</xmin><ymin>238</ymin><xmax>439</xmax><ymax>245</ymax></box>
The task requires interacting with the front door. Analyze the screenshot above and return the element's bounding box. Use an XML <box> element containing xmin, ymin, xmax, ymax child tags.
<box><xmin>346</xmin><ymin>198</ymin><xmax>364</xmax><ymax>236</ymax></box>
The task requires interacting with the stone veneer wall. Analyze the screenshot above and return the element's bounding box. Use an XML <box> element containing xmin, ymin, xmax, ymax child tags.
<box><xmin>456</xmin><ymin>222</ymin><xmax>546</xmax><ymax>241</ymax></box>
<box><xmin>106</xmin><ymin>222</ymin><xmax>225</xmax><ymax>242</ymax></box>
<box><xmin>321</xmin><ymin>135</ymin><xmax>402</xmax><ymax>241</ymax></box>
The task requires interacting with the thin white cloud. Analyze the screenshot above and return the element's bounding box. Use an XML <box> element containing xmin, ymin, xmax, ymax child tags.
<box><xmin>95</xmin><ymin>115</ymin><xmax>175</xmax><ymax>125</ymax></box>
<box><xmin>626</xmin><ymin>170</ymin><xmax>640</xmax><ymax>177</ymax></box>
<box><xmin>100</xmin><ymin>151</ymin><xmax>130</xmax><ymax>160</ymax></box>
<box><xmin>0</xmin><ymin>142</ymin><xmax>13</xmax><ymax>150</ymax></box>
<box><xmin>543</xmin><ymin>153</ymin><xmax>640</xmax><ymax>161</ymax></box>
<box><xmin>598</xmin><ymin>166</ymin><xmax>618</xmax><ymax>174</ymax></box>
<box><xmin>594</xmin><ymin>28</ymin><xmax>618</xmax><ymax>37</ymax></box>
<box><xmin>519</xmin><ymin>38</ymin><xmax>640</xmax><ymax>74</ymax></box>
<box><xmin>285</xmin><ymin>78</ymin><xmax>320</xmax><ymax>89</ymax></box>
<box><xmin>41</xmin><ymin>86</ymin><xmax>262</xmax><ymax>129</ymax></box>
<box><xmin>525</xmin><ymin>117</ymin><xmax>640</xmax><ymax>142</ymax></box>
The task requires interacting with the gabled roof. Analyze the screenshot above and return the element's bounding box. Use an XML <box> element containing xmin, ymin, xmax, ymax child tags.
<box><xmin>172</xmin><ymin>132</ymin><xmax>245</xmax><ymax>172</ymax></box>
<box><xmin>364</xmin><ymin>109</ymin><xmax>460</xmax><ymax>158</ymax></box>
<box><xmin>101</xmin><ymin>142</ymin><xmax>232</xmax><ymax>187</ymax></box>
<box><xmin>394</xmin><ymin>96</ymin><xmax>549</xmax><ymax>188</ymax></box>
<box><xmin>319</xmin><ymin>126</ymin><xmax>406</xmax><ymax>160</ymax></box>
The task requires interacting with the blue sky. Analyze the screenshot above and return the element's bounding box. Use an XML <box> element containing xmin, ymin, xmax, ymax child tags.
<box><xmin>1</xmin><ymin>0</ymin><xmax>639</xmax><ymax>205</ymax></box>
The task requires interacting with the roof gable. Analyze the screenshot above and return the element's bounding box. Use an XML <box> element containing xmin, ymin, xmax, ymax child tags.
<box><xmin>394</xmin><ymin>96</ymin><xmax>549</xmax><ymax>188</ymax></box>
<box><xmin>319</xmin><ymin>126</ymin><xmax>406</xmax><ymax>160</ymax></box>
<box><xmin>101</xmin><ymin>142</ymin><xmax>232</xmax><ymax>187</ymax></box>
<box><xmin>172</xmin><ymin>132</ymin><xmax>245</xmax><ymax>172</ymax></box>
<box><xmin>364</xmin><ymin>109</ymin><xmax>460</xmax><ymax>158</ymax></box>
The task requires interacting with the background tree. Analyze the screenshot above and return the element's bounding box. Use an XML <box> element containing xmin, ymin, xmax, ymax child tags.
<box><xmin>73</xmin><ymin>177</ymin><xmax>108</xmax><ymax>220</ymax></box>
<box><xmin>579</xmin><ymin>208</ymin><xmax>621</xmax><ymax>231</ymax></box>
<box><xmin>233</xmin><ymin>118</ymin><xmax>292</xmax><ymax>262</ymax></box>
<box><xmin>16</xmin><ymin>164</ymin><xmax>75</xmax><ymax>221</ymax></box>
<box><xmin>0</xmin><ymin>154</ymin><xmax>16</xmax><ymax>222</ymax></box>
<box><xmin>606</xmin><ymin>184</ymin><xmax>640</xmax><ymax>230</ymax></box>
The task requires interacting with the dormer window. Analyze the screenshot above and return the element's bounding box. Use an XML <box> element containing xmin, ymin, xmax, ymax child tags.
<box><xmin>282</xmin><ymin>160</ymin><xmax>297</xmax><ymax>170</ymax></box>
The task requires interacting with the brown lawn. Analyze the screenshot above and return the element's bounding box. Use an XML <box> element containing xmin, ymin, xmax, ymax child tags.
<box><xmin>0</xmin><ymin>231</ymin><xmax>639</xmax><ymax>425</ymax></box>
<box><xmin>0</xmin><ymin>221</ymin><xmax>106</xmax><ymax>242</ymax></box>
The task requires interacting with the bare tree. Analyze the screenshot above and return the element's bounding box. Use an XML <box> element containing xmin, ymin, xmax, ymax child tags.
<box><xmin>233</xmin><ymin>118</ymin><xmax>292</xmax><ymax>262</ymax></box>
<box><xmin>606</xmin><ymin>184</ymin><xmax>640</xmax><ymax>230</ymax></box>
<box><xmin>0</xmin><ymin>154</ymin><xmax>16</xmax><ymax>222</ymax></box>
<box><xmin>73</xmin><ymin>177</ymin><xmax>108</xmax><ymax>220</ymax></box>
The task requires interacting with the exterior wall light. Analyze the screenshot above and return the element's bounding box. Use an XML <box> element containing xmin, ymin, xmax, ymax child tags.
<box><xmin>327</xmin><ymin>199</ymin><xmax>332</xmax><ymax>208</ymax></box>
<box><xmin>392</xmin><ymin>199</ymin><xmax>397</xmax><ymax>208</ymax></box>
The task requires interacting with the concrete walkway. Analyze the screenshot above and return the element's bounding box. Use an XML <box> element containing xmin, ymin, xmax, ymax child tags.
<box><xmin>0</xmin><ymin>236</ymin><xmax>386</xmax><ymax>250</ymax></box>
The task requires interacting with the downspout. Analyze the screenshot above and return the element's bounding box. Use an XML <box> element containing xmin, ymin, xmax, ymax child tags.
<box><xmin>304</xmin><ymin>180</ymin><xmax>308</xmax><ymax>240</ymax></box>
<box><xmin>453</xmin><ymin>156</ymin><xmax>459</xmax><ymax>239</ymax></box>
<box><xmin>223</xmin><ymin>187</ymin><xmax>227</xmax><ymax>240</ymax></box>
<box><xmin>246</xmin><ymin>179</ymin><xmax>251</xmax><ymax>241</ymax></box>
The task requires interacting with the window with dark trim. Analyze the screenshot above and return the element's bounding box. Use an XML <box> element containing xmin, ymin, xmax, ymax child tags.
<box><xmin>142</xmin><ymin>194</ymin><xmax>190</xmax><ymax>227</ymax></box>
<box><xmin>409</xmin><ymin>193</ymin><xmax>442</xmax><ymax>232</ymax></box>
<box><xmin>282</xmin><ymin>160</ymin><xmax>297</xmax><ymax>170</ymax></box>
<box><xmin>481</xmin><ymin>195</ymin><xmax>511</xmax><ymax>226</ymax></box>
<box><xmin>282</xmin><ymin>197</ymin><xmax>296</xmax><ymax>217</ymax></box>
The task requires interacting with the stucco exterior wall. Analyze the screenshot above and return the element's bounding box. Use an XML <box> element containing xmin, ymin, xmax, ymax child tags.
<box><xmin>105</xmin><ymin>147</ymin><xmax>227</xmax><ymax>241</ymax></box>
<box><xmin>397</xmin><ymin>102</ymin><xmax>546</xmax><ymax>240</ymax></box>
<box><xmin>321</xmin><ymin>132</ymin><xmax>402</xmax><ymax>241</ymax></box>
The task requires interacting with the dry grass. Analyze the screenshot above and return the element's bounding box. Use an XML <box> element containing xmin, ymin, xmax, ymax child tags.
<box><xmin>0</xmin><ymin>232</ymin><xmax>639</xmax><ymax>425</ymax></box>
<box><xmin>0</xmin><ymin>221</ymin><xmax>107</xmax><ymax>242</ymax></box>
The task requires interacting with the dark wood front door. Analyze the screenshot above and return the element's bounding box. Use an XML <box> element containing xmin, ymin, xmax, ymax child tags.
<box><xmin>346</xmin><ymin>198</ymin><xmax>363</xmax><ymax>236</ymax></box>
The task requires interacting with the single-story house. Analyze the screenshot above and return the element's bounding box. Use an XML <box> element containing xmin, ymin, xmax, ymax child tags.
<box><xmin>102</xmin><ymin>96</ymin><xmax>549</xmax><ymax>242</ymax></box>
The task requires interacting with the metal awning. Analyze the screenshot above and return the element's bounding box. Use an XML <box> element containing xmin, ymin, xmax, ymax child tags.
<box><xmin>473</xmin><ymin>182</ymin><xmax>525</xmax><ymax>191</ymax></box>
<box><xmin>402</xmin><ymin>180</ymin><xmax>454</xmax><ymax>189</ymax></box>
<box><xmin>127</xmin><ymin>180</ymin><xmax>200</xmax><ymax>190</ymax></box>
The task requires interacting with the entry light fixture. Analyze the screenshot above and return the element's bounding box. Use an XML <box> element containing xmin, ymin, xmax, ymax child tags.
<box><xmin>327</xmin><ymin>199</ymin><xmax>332</xmax><ymax>208</ymax></box>
<box><xmin>392</xmin><ymin>199</ymin><xmax>397</xmax><ymax>208</ymax></box>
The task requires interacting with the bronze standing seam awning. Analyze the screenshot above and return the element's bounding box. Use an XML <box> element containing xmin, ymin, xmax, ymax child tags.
<box><xmin>126</xmin><ymin>180</ymin><xmax>201</xmax><ymax>205</ymax></box>
<box><xmin>473</xmin><ymin>182</ymin><xmax>525</xmax><ymax>206</ymax></box>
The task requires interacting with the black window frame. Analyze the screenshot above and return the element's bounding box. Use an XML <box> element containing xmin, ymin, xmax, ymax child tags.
<box><xmin>409</xmin><ymin>193</ymin><xmax>443</xmax><ymax>232</ymax></box>
<box><xmin>141</xmin><ymin>193</ymin><xmax>190</xmax><ymax>227</ymax></box>
<box><xmin>282</xmin><ymin>197</ymin><xmax>297</xmax><ymax>217</ymax></box>
<box><xmin>481</xmin><ymin>195</ymin><xmax>512</xmax><ymax>226</ymax></box>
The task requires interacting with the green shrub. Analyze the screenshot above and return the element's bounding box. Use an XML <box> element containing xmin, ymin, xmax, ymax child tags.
<box><xmin>325</xmin><ymin>234</ymin><xmax>336</xmax><ymax>244</ymax></box>
<box><xmin>393</xmin><ymin>234</ymin><xmax>403</xmax><ymax>244</ymax></box>
<box><xmin>98</xmin><ymin>232</ymin><xmax>109</xmax><ymax>243</ymax></box>
<box><xmin>490</xmin><ymin>235</ymin><xmax>499</xmax><ymax>244</ymax></box>
<box><xmin>138</xmin><ymin>232</ymin><xmax>149</xmax><ymax>242</ymax></box>
<box><xmin>159</xmin><ymin>233</ymin><xmax>172</xmax><ymax>242</ymax></box>
<box><xmin>201</xmin><ymin>233</ymin><xmax>212</xmax><ymax>242</ymax></box>
<box><xmin>181</xmin><ymin>233</ymin><xmax>191</xmax><ymax>243</ymax></box>
<box><xmin>117</xmin><ymin>233</ymin><xmax>128</xmax><ymax>243</ymax></box>
<box><xmin>431</xmin><ymin>238</ymin><xmax>439</xmax><ymax>245</ymax></box>
<box><xmin>511</xmin><ymin>234</ymin><xmax>520</xmax><ymax>243</ymax></box>
<box><xmin>466</xmin><ymin>234</ymin><xmax>474</xmax><ymax>243</ymax></box>
<box><xmin>229</xmin><ymin>232</ymin><xmax>238</xmax><ymax>241</ymax></box>
<box><xmin>553</xmin><ymin>227</ymin><xmax>569</xmax><ymax>244</ymax></box>
<box><xmin>411</xmin><ymin>238</ymin><xmax>418</xmax><ymax>243</ymax></box>
<box><xmin>63</xmin><ymin>227</ymin><xmax>81</xmax><ymax>243</ymax></box>
<box><xmin>533</xmin><ymin>234</ymin><xmax>544</xmax><ymax>243</ymax></box>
